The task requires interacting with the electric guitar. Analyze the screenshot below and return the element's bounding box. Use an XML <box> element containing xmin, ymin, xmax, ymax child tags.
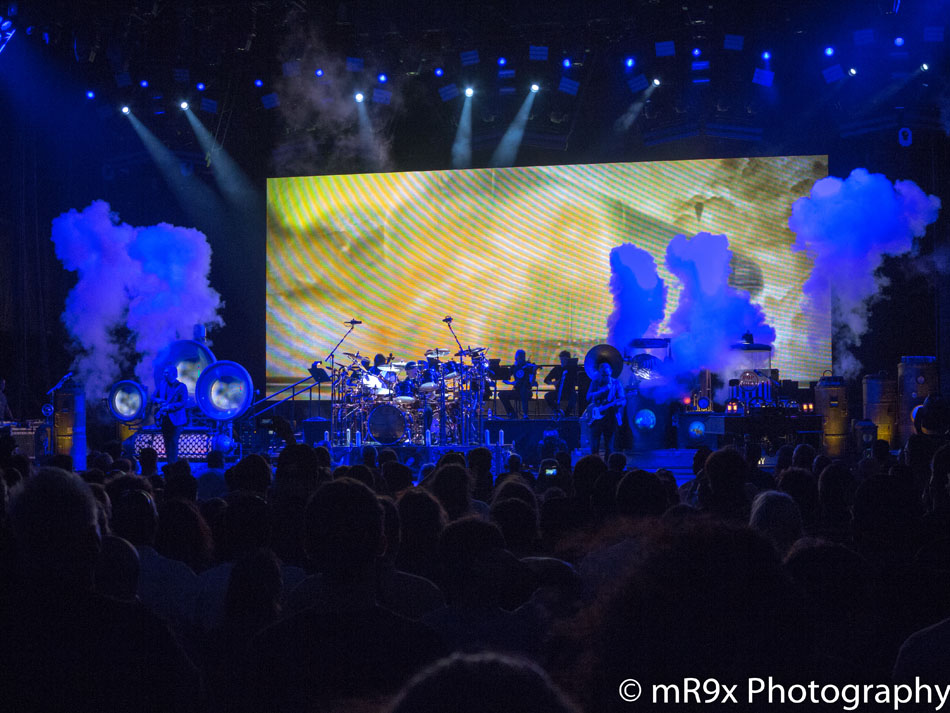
<box><xmin>582</xmin><ymin>395</ymin><xmax>626</xmax><ymax>427</ymax></box>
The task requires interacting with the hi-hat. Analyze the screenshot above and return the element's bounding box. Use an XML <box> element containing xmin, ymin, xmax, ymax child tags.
<box><xmin>426</xmin><ymin>348</ymin><xmax>450</xmax><ymax>358</ymax></box>
<box><xmin>456</xmin><ymin>347</ymin><xmax>486</xmax><ymax>357</ymax></box>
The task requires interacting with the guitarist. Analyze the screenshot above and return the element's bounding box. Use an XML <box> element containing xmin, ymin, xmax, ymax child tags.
<box><xmin>500</xmin><ymin>350</ymin><xmax>537</xmax><ymax>419</ymax></box>
<box><xmin>153</xmin><ymin>365</ymin><xmax>188</xmax><ymax>464</ymax></box>
<box><xmin>585</xmin><ymin>361</ymin><xmax>625</xmax><ymax>457</ymax></box>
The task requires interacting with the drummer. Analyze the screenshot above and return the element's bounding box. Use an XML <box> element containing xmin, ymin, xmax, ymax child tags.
<box><xmin>396</xmin><ymin>361</ymin><xmax>422</xmax><ymax>397</ymax></box>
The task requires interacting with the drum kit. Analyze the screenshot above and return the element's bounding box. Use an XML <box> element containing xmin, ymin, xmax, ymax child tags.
<box><xmin>332</xmin><ymin>346</ymin><xmax>492</xmax><ymax>446</ymax></box>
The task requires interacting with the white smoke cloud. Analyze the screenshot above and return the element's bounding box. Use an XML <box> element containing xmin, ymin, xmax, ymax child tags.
<box><xmin>665</xmin><ymin>232</ymin><xmax>776</xmax><ymax>379</ymax></box>
<box><xmin>607</xmin><ymin>243</ymin><xmax>667</xmax><ymax>350</ymax></box>
<box><xmin>789</xmin><ymin>168</ymin><xmax>941</xmax><ymax>378</ymax></box>
<box><xmin>51</xmin><ymin>201</ymin><xmax>223</xmax><ymax>398</ymax></box>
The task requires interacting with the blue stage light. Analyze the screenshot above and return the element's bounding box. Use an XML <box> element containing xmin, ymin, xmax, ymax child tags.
<box><xmin>355</xmin><ymin>92</ymin><xmax>364</xmax><ymax>103</ymax></box>
<box><xmin>464</xmin><ymin>87</ymin><xmax>474</xmax><ymax>97</ymax></box>
<box><xmin>254</xmin><ymin>79</ymin><xmax>263</xmax><ymax>87</ymax></box>
<box><xmin>530</xmin><ymin>83</ymin><xmax>539</xmax><ymax>93</ymax></box>
<box><xmin>634</xmin><ymin>409</ymin><xmax>657</xmax><ymax>430</ymax></box>
<box><xmin>140</xmin><ymin>79</ymin><xmax>148</xmax><ymax>88</ymax></box>
<box><xmin>434</xmin><ymin>67</ymin><xmax>444</xmax><ymax>76</ymax></box>
<box><xmin>497</xmin><ymin>57</ymin><xmax>506</xmax><ymax>66</ymax></box>
<box><xmin>315</xmin><ymin>68</ymin><xmax>324</xmax><ymax>77</ymax></box>
<box><xmin>652</xmin><ymin>77</ymin><xmax>661</xmax><ymax>86</ymax></box>
<box><xmin>849</xmin><ymin>67</ymin><xmax>857</xmax><ymax>76</ymax></box>
<box><xmin>378</xmin><ymin>73</ymin><xmax>387</xmax><ymax>83</ymax></box>
<box><xmin>180</xmin><ymin>101</ymin><xmax>189</xmax><ymax>110</ymax></box>
<box><xmin>562</xmin><ymin>58</ymin><xmax>571</xmax><ymax>68</ymax></box>
<box><xmin>894</xmin><ymin>36</ymin><xmax>904</xmax><ymax>46</ymax></box>
<box><xmin>0</xmin><ymin>20</ymin><xmax>11</xmax><ymax>32</ymax></box>
<box><xmin>688</xmin><ymin>421</ymin><xmax>706</xmax><ymax>439</ymax></box>
<box><xmin>121</xmin><ymin>106</ymin><xmax>130</xmax><ymax>114</ymax></box>
<box><xmin>692</xmin><ymin>47</ymin><xmax>701</xmax><ymax>57</ymax></box>
<box><xmin>196</xmin><ymin>82</ymin><xmax>205</xmax><ymax>91</ymax></box>
<box><xmin>625</xmin><ymin>57</ymin><xmax>635</xmax><ymax>68</ymax></box>
<box><xmin>762</xmin><ymin>51</ymin><xmax>771</xmax><ymax>60</ymax></box>
<box><xmin>921</xmin><ymin>63</ymin><xmax>929</xmax><ymax>71</ymax></box>
<box><xmin>86</xmin><ymin>90</ymin><xmax>95</xmax><ymax>99</ymax></box>
<box><xmin>824</xmin><ymin>46</ymin><xmax>834</xmax><ymax>57</ymax></box>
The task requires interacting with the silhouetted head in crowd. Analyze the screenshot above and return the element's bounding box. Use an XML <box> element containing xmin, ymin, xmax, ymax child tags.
<box><xmin>217</xmin><ymin>492</ymin><xmax>270</xmax><ymax>561</ymax></box>
<box><xmin>437</xmin><ymin>517</ymin><xmax>507</xmax><ymax>605</ymax></box>
<box><xmin>381</xmin><ymin>460</ymin><xmax>413</xmax><ymax>494</ymax></box>
<box><xmin>506</xmin><ymin>453</ymin><xmax>523</xmax><ymax>474</ymax></box>
<box><xmin>616</xmin><ymin>470</ymin><xmax>668</xmax><ymax>518</ymax></box>
<box><xmin>138</xmin><ymin>447</ymin><xmax>158</xmax><ymax>476</ymax></box>
<box><xmin>378</xmin><ymin>448</ymin><xmax>398</xmax><ymax>467</ymax></box>
<box><xmin>313</xmin><ymin>445</ymin><xmax>332</xmax><ymax>469</ymax></box>
<box><xmin>226</xmin><ymin>454</ymin><xmax>272</xmax><ymax>496</ymax></box>
<box><xmin>811</xmin><ymin>454</ymin><xmax>832</xmax><ymax>480</ymax></box>
<box><xmin>791</xmin><ymin>443</ymin><xmax>816</xmax><ymax>472</ymax></box>
<box><xmin>573</xmin><ymin>454</ymin><xmax>606</xmax><ymax>501</ymax></box>
<box><xmin>304</xmin><ymin>477</ymin><xmax>384</xmax><ymax>584</ymax></box>
<box><xmin>111</xmin><ymin>489</ymin><xmax>159</xmax><ymax>547</ymax></box>
<box><xmin>155</xmin><ymin>499</ymin><xmax>213</xmax><ymax>572</ymax></box>
<box><xmin>8</xmin><ymin>467</ymin><xmax>101</xmax><ymax>588</ymax></box>
<box><xmin>743</xmin><ymin>440</ymin><xmax>762</xmax><ymax>468</ymax></box>
<box><xmin>88</xmin><ymin>451</ymin><xmax>113</xmax><ymax>474</ymax></box>
<box><xmin>81</xmin><ymin>468</ymin><xmax>106</xmax><ymax>486</ymax></box>
<box><xmin>275</xmin><ymin>444</ymin><xmax>319</xmax><ymax>490</ymax></box>
<box><xmin>749</xmin><ymin>490</ymin><xmax>803</xmax><ymax>556</ymax></box>
<box><xmin>387</xmin><ymin>652</ymin><xmax>580</xmax><ymax>713</ymax></box>
<box><xmin>397</xmin><ymin>488</ymin><xmax>446</xmax><ymax>547</ymax></box>
<box><xmin>207</xmin><ymin>450</ymin><xmax>225</xmax><ymax>470</ymax></box>
<box><xmin>490</xmin><ymin>497</ymin><xmax>539</xmax><ymax>557</ymax></box>
<box><xmin>165</xmin><ymin>464</ymin><xmax>198</xmax><ymax>502</ymax></box>
<box><xmin>427</xmin><ymin>464</ymin><xmax>472</xmax><ymax>521</ymax></box>
<box><xmin>362</xmin><ymin>445</ymin><xmax>379</xmax><ymax>469</ymax></box>
<box><xmin>692</xmin><ymin>446</ymin><xmax>713</xmax><ymax>475</ymax></box>
<box><xmin>492</xmin><ymin>475</ymin><xmax>538</xmax><ymax>513</ymax></box>
<box><xmin>817</xmin><ymin>462</ymin><xmax>855</xmax><ymax>524</ymax></box>
<box><xmin>776</xmin><ymin>467</ymin><xmax>819</xmax><ymax>527</ymax></box>
<box><xmin>606</xmin><ymin>452</ymin><xmax>627</xmax><ymax>474</ymax></box>
<box><xmin>576</xmin><ymin>519</ymin><xmax>807</xmax><ymax>712</ymax></box>
<box><xmin>224</xmin><ymin>547</ymin><xmax>283</xmax><ymax>627</ymax></box>
<box><xmin>467</xmin><ymin>447</ymin><xmax>493</xmax><ymax>476</ymax></box>
<box><xmin>95</xmin><ymin>534</ymin><xmax>140</xmax><ymax>600</ymax></box>
<box><xmin>437</xmin><ymin>451</ymin><xmax>467</xmax><ymax>469</ymax></box>
<box><xmin>929</xmin><ymin>444</ymin><xmax>950</xmax><ymax>511</ymax></box>
<box><xmin>348</xmin><ymin>464</ymin><xmax>377</xmax><ymax>490</ymax></box>
<box><xmin>774</xmin><ymin>444</ymin><xmax>794</xmax><ymax>476</ymax></box>
<box><xmin>113</xmin><ymin>458</ymin><xmax>132</xmax><ymax>474</ymax></box>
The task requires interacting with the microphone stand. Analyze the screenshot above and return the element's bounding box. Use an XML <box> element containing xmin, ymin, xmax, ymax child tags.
<box><xmin>325</xmin><ymin>322</ymin><xmax>359</xmax><ymax>446</ymax></box>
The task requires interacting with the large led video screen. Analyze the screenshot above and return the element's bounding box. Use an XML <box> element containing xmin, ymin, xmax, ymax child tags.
<box><xmin>267</xmin><ymin>156</ymin><xmax>830</xmax><ymax>386</ymax></box>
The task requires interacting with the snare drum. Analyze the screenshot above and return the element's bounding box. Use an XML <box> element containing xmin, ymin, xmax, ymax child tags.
<box><xmin>367</xmin><ymin>403</ymin><xmax>411</xmax><ymax>445</ymax></box>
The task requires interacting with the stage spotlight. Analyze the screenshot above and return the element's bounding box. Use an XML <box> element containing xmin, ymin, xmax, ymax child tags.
<box><xmin>762</xmin><ymin>51</ymin><xmax>771</xmax><ymax>60</ymax></box>
<box><xmin>688</xmin><ymin>420</ymin><xmax>706</xmax><ymax>440</ymax></box>
<box><xmin>562</xmin><ymin>58</ymin><xmax>571</xmax><ymax>68</ymax></box>
<box><xmin>894</xmin><ymin>36</ymin><xmax>904</xmax><ymax>47</ymax></box>
<box><xmin>196</xmin><ymin>82</ymin><xmax>205</xmax><ymax>91</ymax></box>
<box><xmin>355</xmin><ymin>92</ymin><xmax>364</xmax><ymax>102</ymax></box>
<box><xmin>254</xmin><ymin>79</ymin><xmax>263</xmax><ymax>87</ymax></box>
<box><xmin>140</xmin><ymin>79</ymin><xmax>148</xmax><ymax>88</ymax></box>
<box><xmin>692</xmin><ymin>48</ymin><xmax>701</xmax><ymax>57</ymax></box>
<box><xmin>0</xmin><ymin>20</ymin><xmax>11</xmax><ymax>32</ymax></box>
<box><xmin>824</xmin><ymin>46</ymin><xmax>835</xmax><ymax>57</ymax></box>
<box><xmin>849</xmin><ymin>67</ymin><xmax>857</xmax><ymax>75</ymax></box>
<box><xmin>652</xmin><ymin>77</ymin><xmax>661</xmax><ymax>86</ymax></box>
<box><xmin>315</xmin><ymin>68</ymin><xmax>324</xmax><ymax>77</ymax></box>
<box><xmin>921</xmin><ymin>63</ymin><xmax>929</xmax><ymax>71</ymax></box>
<box><xmin>530</xmin><ymin>83</ymin><xmax>539</xmax><ymax>92</ymax></box>
<box><xmin>497</xmin><ymin>57</ymin><xmax>506</xmax><ymax>66</ymax></box>
<box><xmin>108</xmin><ymin>381</ymin><xmax>148</xmax><ymax>422</ymax></box>
<box><xmin>464</xmin><ymin>87</ymin><xmax>474</xmax><ymax>97</ymax></box>
<box><xmin>625</xmin><ymin>57</ymin><xmax>635</xmax><ymax>68</ymax></box>
<box><xmin>180</xmin><ymin>101</ymin><xmax>189</xmax><ymax>110</ymax></box>
<box><xmin>121</xmin><ymin>106</ymin><xmax>130</xmax><ymax>114</ymax></box>
<box><xmin>86</xmin><ymin>90</ymin><xmax>95</xmax><ymax>99</ymax></box>
<box><xmin>434</xmin><ymin>67</ymin><xmax>444</xmax><ymax>76</ymax></box>
<box><xmin>377</xmin><ymin>73</ymin><xmax>387</xmax><ymax>83</ymax></box>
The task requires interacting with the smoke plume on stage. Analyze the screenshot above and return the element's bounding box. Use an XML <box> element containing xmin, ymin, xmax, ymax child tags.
<box><xmin>607</xmin><ymin>244</ymin><xmax>667</xmax><ymax>349</ymax></box>
<box><xmin>51</xmin><ymin>201</ymin><xmax>222</xmax><ymax>397</ymax></box>
<box><xmin>789</xmin><ymin>168</ymin><xmax>941</xmax><ymax>378</ymax></box>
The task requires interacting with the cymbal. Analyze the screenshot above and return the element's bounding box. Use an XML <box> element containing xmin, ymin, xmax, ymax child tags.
<box><xmin>584</xmin><ymin>344</ymin><xmax>623</xmax><ymax>379</ymax></box>
<box><xmin>426</xmin><ymin>348</ymin><xmax>450</xmax><ymax>358</ymax></box>
<box><xmin>455</xmin><ymin>347</ymin><xmax>486</xmax><ymax>357</ymax></box>
<box><xmin>391</xmin><ymin>360</ymin><xmax>407</xmax><ymax>368</ymax></box>
<box><xmin>378</xmin><ymin>365</ymin><xmax>401</xmax><ymax>373</ymax></box>
<box><xmin>343</xmin><ymin>352</ymin><xmax>361</xmax><ymax>360</ymax></box>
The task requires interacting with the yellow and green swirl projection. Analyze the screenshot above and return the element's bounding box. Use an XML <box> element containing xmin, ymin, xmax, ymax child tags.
<box><xmin>267</xmin><ymin>156</ymin><xmax>829</xmax><ymax>386</ymax></box>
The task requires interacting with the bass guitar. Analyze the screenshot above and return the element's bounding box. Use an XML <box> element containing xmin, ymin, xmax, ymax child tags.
<box><xmin>582</xmin><ymin>396</ymin><xmax>626</xmax><ymax>427</ymax></box>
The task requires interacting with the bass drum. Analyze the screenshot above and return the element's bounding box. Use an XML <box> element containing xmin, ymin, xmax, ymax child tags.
<box><xmin>367</xmin><ymin>403</ymin><xmax>410</xmax><ymax>445</ymax></box>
